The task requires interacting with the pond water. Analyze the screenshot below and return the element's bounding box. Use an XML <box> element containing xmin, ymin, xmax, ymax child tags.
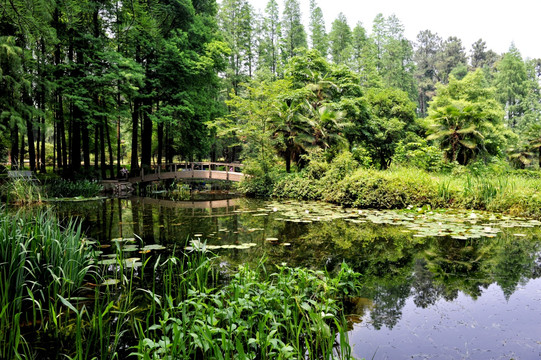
<box><xmin>51</xmin><ymin>196</ymin><xmax>541</xmax><ymax>360</ymax></box>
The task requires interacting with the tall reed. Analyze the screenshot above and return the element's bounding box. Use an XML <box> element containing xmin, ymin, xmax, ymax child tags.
<box><xmin>0</xmin><ymin>208</ymin><xmax>94</xmax><ymax>359</ymax></box>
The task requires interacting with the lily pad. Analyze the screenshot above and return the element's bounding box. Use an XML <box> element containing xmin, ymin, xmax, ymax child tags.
<box><xmin>101</xmin><ymin>279</ymin><xmax>120</xmax><ymax>286</ymax></box>
<box><xmin>142</xmin><ymin>244</ymin><xmax>166</xmax><ymax>251</ymax></box>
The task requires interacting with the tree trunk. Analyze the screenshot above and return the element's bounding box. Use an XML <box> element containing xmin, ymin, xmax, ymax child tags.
<box><xmin>130</xmin><ymin>98</ymin><xmax>140</xmax><ymax>174</ymax></box>
<box><xmin>285</xmin><ymin>149</ymin><xmax>291</xmax><ymax>173</ymax></box>
<box><xmin>19</xmin><ymin>132</ymin><xmax>25</xmax><ymax>169</ymax></box>
<box><xmin>117</xmin><ymin>92</ymin><xmax>121</xmax><ymax>177</ymax></box>
<box><xmin>141</xmin><ymin>96</ymin><xmax>152</xmax><ymax>169</ymax></box>
<box><xmin>40</xmin><ymin>116</ymin><xmax>46</xmax><ymax>173</ymax></box>
<box><xmin>100</xmin><ymin>122</ymin><xmax>106</xmax><ymax>179</ymax></box>
<box><xmin>70</xmin><ymin>48</ymin><xmax>84</xmax><ymax>175</ymax></box>
<box><xmin>82</xmin><ymin>122</ymin><xmax>90</xmax><ymax>170</ymax></box>
<box><xmin>26</xmin><ymin>118</ymin><xmax>35</xmax><ymax>171</ymax></box>
<box><xmin>39</xmin><ymin>40</ymin><xmax>46</xmax><ymax>173</ymax></box>
<box><xmin>106</xmin><ymin>119</ymin><xmax>114</xmax><ymax>177</ymax></box>
<box><xmin>10</xmin><ymin>125</ymin><xmax>18</xmax><ymax>170</ymax></box>
<box><xmin>157</xmin><ymin>105</ymin><xmax>163</xmax><ymax>166</ymax></box>
<box><xmin>94</xmin><ymin>124</ymin><xmax>99</xmax><ymax>170</ymax></box>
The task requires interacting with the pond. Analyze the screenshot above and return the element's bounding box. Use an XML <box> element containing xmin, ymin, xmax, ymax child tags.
<box><xmin>51</xmin><ymin>196</ymin><xmax>541</xmax><ymax>360</ymax></box>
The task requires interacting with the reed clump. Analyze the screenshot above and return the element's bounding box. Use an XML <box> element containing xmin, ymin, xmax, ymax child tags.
<box><xmin>0</xmin><ymin>208</ymin><xmax>94</xmax><ymax>359</ymax></box>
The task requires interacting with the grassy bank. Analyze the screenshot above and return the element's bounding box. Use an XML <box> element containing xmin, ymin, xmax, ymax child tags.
<box><xmin>0</xmin><ymin>178</ymin><xmax>103</xmax><ymax>204</ymax></box>
<box><xmin>242</xmin><ymin>153</ymin><xmax>541</xmax><ymax>218</ymax></box>
<box><xmin>0</xmin><ymin>208</ymin><xmax>361</xmax><ymax>359</ymax></box>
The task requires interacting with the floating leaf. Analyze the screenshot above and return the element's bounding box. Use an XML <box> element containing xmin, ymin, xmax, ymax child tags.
<box><xmin>101</xmin><ymin>279</ymin><xmax>120</xmax><ymax>286</ymax></box>
<box><xmin>142</xmin><ymin>244</ymin><xmax>166</xmax><ymax>251</ymax></box>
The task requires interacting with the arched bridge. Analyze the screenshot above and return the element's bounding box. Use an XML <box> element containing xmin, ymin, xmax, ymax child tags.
<box><xmin>127</xmin><ymin>162</ymin><xmax>245</xmax><ymax>183</ymax></box>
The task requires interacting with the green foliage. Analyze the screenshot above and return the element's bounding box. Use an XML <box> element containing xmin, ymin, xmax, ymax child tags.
<box><xmin>426</xmin><ymin>70</ymin><xmax>509</xmax><ymax>164</ymax></box>
<box><xmin>44</xmin><ymin>179</ymin><xmax>103</xmax><ymax>198</ymax></box>
<box><xmin>360</xmin><ymin>87</ymin><xmax>418</xmax><ymax>169</ymax></box>
<box><xmin>281</xmin><ymin>0</ymin><xmax>307</xmax><ymax>60</ymax></box>
<box><xmin>308</xmin><ymin>0</ymin><xmax>328</xmax><ymax>56</ymax></box>
<box><xmin>393</xmin><ymin>138</ymin><xmax>443</xmax><ymax>171</ymax></box>
<box><xmin>238</xmin><ymin>157</ymin><xmax>281</xmax><ymax>197</ymax></box>
<box><xmin>133</xmin><ymin>255</ymin><xmax>359</xmax><ymax>359</ymax></box>
<box><xmin>328</xmin><ymin>13</ymin><xmax>352</xmax><ymax>65</ymax></box>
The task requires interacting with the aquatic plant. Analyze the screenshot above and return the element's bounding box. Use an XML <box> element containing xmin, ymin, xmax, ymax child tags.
<box><xmin>0</xmin><ymin>178</ymin><xmax>43</xmax><ymax>204</ymax></box>
<box><xmin>132</xmin><ymin>253</ymin><xmax>358</xmax><ymax>359</ymax></box>
<box><xmin>44</xmin><ymin>179</ymin><xmax>103</xmax><ymax>198</ymax></box>
<box><xmin>0</xmin><ymin>209</ymin><xmax>94</xmax><ymax>359</ymax></box>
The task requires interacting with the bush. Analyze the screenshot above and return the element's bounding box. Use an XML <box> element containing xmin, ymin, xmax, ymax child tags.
<box><xmin>325</xmin><ymin>167</ymin><xmax>439</xmax><ymax>208</ymax></box>
<box><xmin>273</xmin><ymin>173</ymin><xmax>323</xmax><ymax>200</ymax></box>
<box><xmin>238</xmin><ymin>156</ymin><xmax>282</xmax><ymax>198</ymax></box>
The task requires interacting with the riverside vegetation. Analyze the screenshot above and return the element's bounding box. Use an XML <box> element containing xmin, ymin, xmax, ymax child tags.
<box><xmin>240</xmin><ymin>151</ymin><xmax>541</xmax><ymax>219</ymax></box>
<box><xmin>0</xmin><ymin>208</ymin><xmax>362</xmax><ymax>359</ymax></box>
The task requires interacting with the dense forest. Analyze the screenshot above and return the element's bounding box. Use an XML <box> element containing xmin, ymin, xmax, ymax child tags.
<box><xmin>1</xmin><ymin>0</ymin><xmax>540</xmax><ymax>179</ymax></box>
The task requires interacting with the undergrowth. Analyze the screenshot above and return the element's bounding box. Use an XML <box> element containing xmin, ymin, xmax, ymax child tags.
<box><xmin>255</xmin><ymin>152</ymin><xmax>541</xmax><ymax>218</ymax></box>
<box><xmin>1</xmin><ymin>209</ymin><xmax>362</xmax><ymax>359</ymax></box>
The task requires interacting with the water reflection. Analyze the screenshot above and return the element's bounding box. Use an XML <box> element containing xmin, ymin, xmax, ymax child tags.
<box><xmin>51</xmin><ymin>197</ymin><xmax>541</xmax><ymax>359</ymax></box>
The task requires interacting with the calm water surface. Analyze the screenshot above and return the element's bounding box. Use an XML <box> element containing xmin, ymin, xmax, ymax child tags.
<box><xmin>52</xmin><ymin>196</ymin><xmax>541</xmax><ymax>360</ymax></box>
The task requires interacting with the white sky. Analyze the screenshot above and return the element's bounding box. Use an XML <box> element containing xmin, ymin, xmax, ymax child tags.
<box><xmin>246</xmin><ymin>0</ymin><xmax>541</xmax><ymax>60</ymax></box>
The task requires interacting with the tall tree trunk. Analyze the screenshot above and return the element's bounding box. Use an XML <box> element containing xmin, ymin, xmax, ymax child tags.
<box><xmin>165</xmin><ymin>123</ymin><xmax>172</xmax><ymax>164</ymax></box>
<box><xmin>60</xmin><ymin>104</ymin><xmax>67</xmax><ymax>171</ymax></box>
<box><xmin>141</xmin><ymin>96</ymin><xmax>152</xmax><ymax>168</ymax></box>
<box><xmin>70</xmin><ymin>48</ymin><xmax>84</xmax><ymax>176</ymax></box>
<box><xmin>82</xmin><ymin>122</ymin><xmax>90</xmax><ymax>170</ymax></box>
<box><xmin>19</xmin><ymin>132</ymin><xmax>25</xmax><ymax>169</ymax></box>
<box><xmin>53</xmin><ymin>7</ymin><xmax>63</xmax><ymax>173</ymax></box>
<box><xmin>10</xmin><ymin>125</ymin><xmax>19</xmax><ymax>170</ymax></box>
<box><xmin>40</xmin><ymin>116</ymin><xmax>45</xmax><ymax>173</ymax></box>
<box><xmin>100</xmin><ymin>122</ymin><xmax>106</xmax><ymax>179</ymax></box>
<box><xmin>157</xmin><ymin>120</ymin><xmax>163</xmax><ymax>165</ymax></box>
<box><xmin>39</xmin><ymin>40</ymin><xmax>46</xmax><ymax>173</ymax></box>
<box><xmin>94</xmin><ymin>124</ymin><xmax>99</xmax><ymax>170</ymax></box>
<box><xmin>106</xmin><ymin>119</ymin><xmax>114</xmax><ymax>177</ymax></box>
<box><xmin>130</xmin><ymin>98</ymin><xmax>140</xmax><ymax>174</ymax></box>
<box><xmin>117</xmin><ymin>92</ymin><xmax>121</xmax><ymax>177</ymax></box>
<box><xmin>26</xmin><ymin>118</ymin><xmax>35</xmax><ymax>171</ymax></box>
<box><xmin>53</xmin><ymin>120</ymin><xmax>56</xmax><ymax>171</ymax></box>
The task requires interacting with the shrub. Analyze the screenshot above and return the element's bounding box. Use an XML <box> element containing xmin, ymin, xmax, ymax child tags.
<box><xmin>238</xmin><ymin>157</ymin><xmax>281</xmax><ymax>197</ymax></box>
<box><xmin>325</xmin><ymin>167</ymin><xmax>440</xmax><ymax>209</ymax></box>
<box><xmin>273</xmin><ymin>172</ymin><xmax>323</xmax><ymax>200</ymax></box>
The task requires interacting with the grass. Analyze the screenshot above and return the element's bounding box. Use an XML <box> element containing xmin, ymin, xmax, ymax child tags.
<box><xmin>44</xmin><ymin>179</ymin><xmax>103</xmax><ymax>198</ymax></box>
<box><xmin>0</xmin><ymin>208</ymin><xmax>361</xmax><ymax>359</ymax></box>
<box><xmin>0</xmin><ymin>178</ymin><xmax>43</xmax><ymax>204</ymax></box>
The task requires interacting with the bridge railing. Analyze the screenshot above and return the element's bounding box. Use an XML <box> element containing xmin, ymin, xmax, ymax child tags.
<box><xmin>134</xmin><ymin>162</ymin><xmax>245</xmax><ymax>182</ymax></box>
<box><xmin>146</xmin><ymin>162</ymin><xmax>244</xmax><ymax>173</ymax></box>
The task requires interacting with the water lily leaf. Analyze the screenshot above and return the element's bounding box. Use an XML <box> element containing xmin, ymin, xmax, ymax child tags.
<box><xmin>101</xmin><ymin>279</ymin><xmax>120</xmax><ymax>286</ymax></box>
<box><xmin>98</xmin><ymin>259</ymin><xmax>118</xmax><ymax>265</ymax></box>
<box><xmin>142</xmin><ymin>244</ymin><xmax>166</xmax><ymax>251</ymax></box>
<box><xmin>124</xmin><ymin>258</ymin><xmax>142</xmax><ymax>268</ymax></box>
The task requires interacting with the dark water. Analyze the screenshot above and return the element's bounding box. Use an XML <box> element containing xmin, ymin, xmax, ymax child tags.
<box><xmin>52</xmin><ymin>196</ymin><xmax>541</xmax><ymax>360</ymax></box>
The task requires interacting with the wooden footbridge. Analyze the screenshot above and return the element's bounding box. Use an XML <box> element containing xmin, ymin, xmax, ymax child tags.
<box><xmin>127</xmin><ymin>162</ymin><xmax>245</xmax><ymax>184</ymax></box>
